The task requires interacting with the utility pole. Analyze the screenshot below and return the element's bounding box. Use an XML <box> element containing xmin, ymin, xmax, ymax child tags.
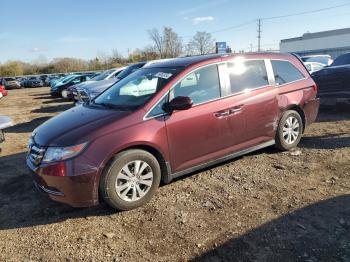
<box><xmin>257</xmin><ymin>18</ymin><xmax>262</xmax><ymax>52</ymax></box>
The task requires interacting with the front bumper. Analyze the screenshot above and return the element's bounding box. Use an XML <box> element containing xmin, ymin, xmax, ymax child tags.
<box><xmin>26</xmin><ymin>157</ymin><xmax>99</xmax><ymax>207</ymax></box>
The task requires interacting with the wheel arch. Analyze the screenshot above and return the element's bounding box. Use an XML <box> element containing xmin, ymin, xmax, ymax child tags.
<box><xmin>99</xmin><ymin>143</ymin><xmax>170</xmax><ymax>192</ymax></box>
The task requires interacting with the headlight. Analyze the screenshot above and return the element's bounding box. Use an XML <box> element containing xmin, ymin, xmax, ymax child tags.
<box><xmin>42</xmin><ymin>142</ymin><xmax>88</xmax><ymax>163</ymax></box>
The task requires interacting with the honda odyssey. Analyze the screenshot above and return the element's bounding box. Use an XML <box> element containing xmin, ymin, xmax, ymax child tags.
<box><xmin>27</xmin><ymin>53</ymin><xmax>320</xmax><ymax>210</ymax></box>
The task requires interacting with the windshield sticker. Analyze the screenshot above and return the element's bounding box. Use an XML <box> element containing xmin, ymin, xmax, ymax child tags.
<box><xmin>155</xmin><ymin>72</ymin><xmax>173</xmax><ymax>79</ymax></box>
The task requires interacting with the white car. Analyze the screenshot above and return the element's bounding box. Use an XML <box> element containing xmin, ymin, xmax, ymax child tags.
<box><xmin>301</xmin><ymin>55</ymin><xmax>333</xmax><ymax>66</ymax></box>
<box><xmin>304</xmin><ymin>62</ymin><xmax>325</xmax><ymax>74</ymax></box>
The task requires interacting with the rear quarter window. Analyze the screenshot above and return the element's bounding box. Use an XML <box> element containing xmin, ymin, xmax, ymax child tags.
<box><xmin>271</xmin><ymin>60</ymin><xmax>305</xmax><ymax>86</ymax></box>
<box><xmin>227</xmin><ymin>60</ymin><xmax>269</xmax><ymax>94</ymax></box>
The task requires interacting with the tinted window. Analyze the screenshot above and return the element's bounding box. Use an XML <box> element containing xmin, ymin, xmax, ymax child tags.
<box><xmin>172</xmin><ymin>64</ymin><xmax>221</xmax><ymax>105</ymax></box>
<box><xmin>228</xmin><ymin>59</ymin><xmax>269</xmax><ymax>94</ymax></box>
<box><xmin>332</xmin><ymin>53</ymin><xmax>350</xmax><ymax>66</ymax></box>
<box><xmin>147</xmin><ymin>94</ymin><xmax>168</xmax><ymax>118</ymax></box>
<box><xmin>271</xmin><ymin>60</ymin><xmax>305</xmax><ymax>85</ymax></box>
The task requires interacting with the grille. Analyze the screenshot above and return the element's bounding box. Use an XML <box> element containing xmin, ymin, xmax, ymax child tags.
<box><xmin>28</xmin><ymin>140</ymin><xmax>46</xmax><ymax>166</ymax></box>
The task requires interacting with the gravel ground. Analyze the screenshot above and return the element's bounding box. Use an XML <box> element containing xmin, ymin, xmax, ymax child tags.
<box><xmin>0</xmin><ymin>87</ymin><xmax>349</xmax><ymax>262</ymax></box>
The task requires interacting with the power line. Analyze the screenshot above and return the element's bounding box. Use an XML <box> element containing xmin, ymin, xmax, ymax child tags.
<box><xmin>255</xmin><ymin>2</ymin><xmax>350</xmax><ymax>51</ymax></box>
<box><xmin>209</xmin><ymin>20</ymin><xmax>256</xmax><ymax>34</ymax></box>
<box><xmin>261</xmin><ymin>2</ymin><xmax>350</xmax><ymax>21</ymax></box>
<box><xmin>181</xmin><ymin>1</ymin><xmax>350</xmax><ymax>52</ymax></box>
<box><xmin>182</xmin><ymin>20</ymin><xmax>255</xmax><ymax>38</ymax></box>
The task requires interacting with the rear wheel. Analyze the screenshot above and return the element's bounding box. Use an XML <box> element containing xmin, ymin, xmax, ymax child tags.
<box><xmin>100</xmin><ymin>149</ymin><xmax>161</xmax><ymax>211</ymax></box>
<box><xmin>275</xmin><ymin>110</ymin><xmax>303</xmax><ymax>151</ymax></box>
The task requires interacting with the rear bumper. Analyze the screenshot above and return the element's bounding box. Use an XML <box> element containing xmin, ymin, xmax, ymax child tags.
<box><xmin>304</xmin><ymin>98</ymin><xmax>320</xmax><ymax>127</ymax></box>
<box><xmin>26</xmin><ymin>157</ymin><xmax>99</xmax><ymax>207</ymax></box>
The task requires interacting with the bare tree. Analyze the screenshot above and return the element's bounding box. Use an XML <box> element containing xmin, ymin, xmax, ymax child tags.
<box><xmin>148</xmin><ymin>28</ymin><xmax>164</xmax><ymax>58</ymax></box>
<box><xmin>163</xmin><ymin>27</ymin><xmax>183</xmax><ymax>58</ymax></box>
<box><xmin>148</xmin><ymin>27</ymin><xmax>183</xmax><ymax>58</ymax></box>
<box><xmin>187</xmin><ymin>31</ymin><xmax>215</xmax><ymax>55</ymax></box>
<box><xmin>110</xmin><ymin>49</ymin><xmax>124</xmax><ymax>66</ymax></box>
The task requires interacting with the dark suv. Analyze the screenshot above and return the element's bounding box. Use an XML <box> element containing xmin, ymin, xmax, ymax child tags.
<box><xmin>27</xmin><ymin>53</ymin><xmax>320</xmax><ymax>210</ymax></box>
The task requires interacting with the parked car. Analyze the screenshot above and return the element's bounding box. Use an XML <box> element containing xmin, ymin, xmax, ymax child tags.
<box><xmin>311</xmin><ymin>52</ymin><xmax>350</xmax><ymax>102</ymax></box>
<box><xmin>50</xmin><ymin>74</ymin><xmax>69</xmax><ymax>87</ymax></box>
<box><xmin>0</xmin><ymin>94</ymin><xmax>13</xmax><ymax>151</ymax></box>
<box><xmin>73</xmin><ymin>78</ymin><xmax>119</xmax><ymax>103</ymax></box>
<box><xmin>27</xmin><ymin>53</ymin><xmax>320</xmax><ymax>210</ymax></box>
<box><xmin>0</xmin><ymin>115</ymin><xmax>13</xmax><ymax>152</ymax></box>
<box><xmin>74</xmin><ymin>61</ymin><xmax>167</xmax><ymax>103</ymax></box>
<box><xmin>301</xmin><ymin>55</ymin><xmax>333</xmax><ymax>66</ymax></box>
<box><xmin>0</xmin><ymin>85</ymin><xmax>8</xmax><ymax>98</ymax></box>
<box><xmin>26</xmin><ymin>77</ymin><xmax>44</xmax><ymax>88</ymax></box>
<box><xmin>67</xmin><ymin>67</ymin><xmax>126</xmax><ymax>99</ymax></box>
<box><xmin>304</xmin><ymin>62</ymin><xmax>325</xmax><ymax>74</ymax></box>
<box><xmin>44</xmin><ymin>76</ymin><xmax>58</xmax><ymax>86</ymax></box>
<box><xmin>0</xmin><ymin>77</ymin><xmax>21</xmax><ymax>89</ymax></box>
<box><xmin>50</xmin><ymin>74</ymin><xmax>94</xmax><ymax>98</ymax></box>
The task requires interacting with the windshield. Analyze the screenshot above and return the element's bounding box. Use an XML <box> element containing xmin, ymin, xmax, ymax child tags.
<box><xmin>332</xmin><ymin>53</ymin><xmax>350</xmax><ymax>66</ymax></box>
<box><xmin>302</xmin><ymin>56</ymin><xmax>330</xmax><ymax>65</ymax></box>
<box><xmin>116</xmin><ymin>63</ymin><xmax>145</xmax><ymax>80</ymax></box>
<box><xmin>61</xmin><ymin>75</ymin><xmax>77</xmax><ymax>84</ymax></box>
<box><xmin>93</xmin><ymin>67</ymin><xmax>178</xmax><ymax>110</ymax></box>
<box><xmin>92</xmin><ymin>70</ymin><xmax>114</xmax><ymax>81</ymax></box>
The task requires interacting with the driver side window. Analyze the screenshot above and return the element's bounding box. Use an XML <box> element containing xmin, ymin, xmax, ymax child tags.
<box><xmin>171</xmin><ymin>64</ymin><xmax>221</xmax><ymax>105</ymax></box>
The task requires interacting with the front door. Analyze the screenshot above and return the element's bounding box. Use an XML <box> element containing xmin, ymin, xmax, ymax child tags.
<box><xmin>165</xmin><ymin>64</ymin><xmax>246</xmax><ymax>173</ymax></box>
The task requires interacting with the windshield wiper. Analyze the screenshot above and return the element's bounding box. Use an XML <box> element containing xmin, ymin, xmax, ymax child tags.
<box><xmin>92</xmin><ymin>102</ymin><xmax>131</xmax><ymax>111</ymax></box>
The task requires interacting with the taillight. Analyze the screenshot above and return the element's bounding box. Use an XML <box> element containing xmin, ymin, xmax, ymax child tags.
<box><xmin>41</xmin><ymin>162</ymin><xmax>66</xmax><ymax>177</ymax></box>
<box><xmin>313</xmin><ymin>84</ymin><xmax>318</xmax><ymax>93</ymax></box>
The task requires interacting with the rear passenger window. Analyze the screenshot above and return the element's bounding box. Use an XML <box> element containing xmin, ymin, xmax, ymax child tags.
<box><xmin>227</xmin><ymin>60</ymin><xmax>269</xmax><ymax>94</ymax></box>
<box><xmin>172</xmin><ymin>64</ymin><xmax>221</xmax><ymax>105</ymax></box>
<box><xmin>271</xmin><ymin>60</ymin><xmax>305</xmax><ymax>85</ymax></box>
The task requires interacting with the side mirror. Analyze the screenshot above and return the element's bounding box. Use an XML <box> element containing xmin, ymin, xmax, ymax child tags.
<box><xmin>163</xmin><ymin>96</ymin><xmax>193</xmax><ymax>113</ymax></box>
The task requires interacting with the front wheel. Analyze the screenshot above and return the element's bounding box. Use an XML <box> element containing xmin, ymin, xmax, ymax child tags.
<box><xmin>100</xmin><ymin>149</ymin><xmax>161</xmax><ymax>211</ymax></box>
<box><xmin>60</xmin><ymin>89</ymin><xmax>69</xmax><ymax>98</ymax></box>
<box><xmin>275</xmin><ymin>110</ymin><xmax>303</xmax><ymax>151</ymax></box>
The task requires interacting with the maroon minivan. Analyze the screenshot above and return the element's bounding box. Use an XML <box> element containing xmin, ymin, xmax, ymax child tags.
<box><xmin>27</xmin><ymin>53</ymin><xmax>320</xmax><ymax>210</ymax></box>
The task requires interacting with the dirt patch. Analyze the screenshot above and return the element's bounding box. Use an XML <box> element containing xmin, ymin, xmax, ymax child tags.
<box><xmin>0</xmin><ymin>88</ymin><xmax>349</xmax><ymax>261</ymax></box>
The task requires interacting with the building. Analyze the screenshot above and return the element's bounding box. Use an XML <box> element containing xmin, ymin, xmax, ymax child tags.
<box><xmin>280</xmin><ymin>28</ymin><xmax>350</xmax><ymax>59</ymax></box>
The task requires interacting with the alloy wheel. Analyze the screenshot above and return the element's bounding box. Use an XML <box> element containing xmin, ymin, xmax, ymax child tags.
<box><xmin>282</xmin><ymin>116</ymin><xmax>300</xmax><ymax>144</ymax></box>
<box><xmin>115</xmin><ymin>160</ymin><xmax>153</xmax><ymax>202</ymax></box>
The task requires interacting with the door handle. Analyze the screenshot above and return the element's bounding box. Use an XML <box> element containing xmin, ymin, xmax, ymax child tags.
<box><xmin>215</xmin><ymin>105</ymin><xmax>244</xmax><ymax>118</ymax></box>
<box><xmin>229</xmin><ymin>107</ymin><xmax>242</xmax><ymax>114</ymax></box>
<box><xmin>214</xmin><ymin>111</ymin><xmax>230</xmax><ymax>118</ymax></box>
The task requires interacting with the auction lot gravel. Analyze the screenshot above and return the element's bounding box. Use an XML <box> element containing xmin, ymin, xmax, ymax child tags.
<box><xmin>0</xmin><ymin>87</ymin><xmax>349</xmax><ymax>262</ymax></box>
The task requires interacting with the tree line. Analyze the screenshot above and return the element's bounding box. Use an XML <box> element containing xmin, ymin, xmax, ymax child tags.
<box><xmin>0</xmin><ymin>28</ymin><xmax>223</xmax><ymax>77</ymax></box>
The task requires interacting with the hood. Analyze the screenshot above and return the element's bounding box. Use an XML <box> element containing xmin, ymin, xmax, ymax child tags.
<box><xmin>84</xmin><ymin>78</ymin><xmax>118</xmax><ymax>94</ymax></box>
<box><xmin>75</xmin><ymin>80</ymin><xmax>96</xmax><ymax>89</ymax></box>
<box><xmin>33</xmin><ymin>104</ymin><xmax>129</xmax><ymax>146</ymax></box>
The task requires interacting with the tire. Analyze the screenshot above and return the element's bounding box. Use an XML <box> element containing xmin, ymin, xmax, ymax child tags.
<box><xmin>100</xmin><ymin>149</ymin><xmax>161</xmax><ymax>211</ymax></box>
<box><xmin>275</xmin><ymin>110</ymin><xmax>303</xmax><ymax>151</ymax></box>
<box><xmin>61</xmin><ymin>89</ymin><xmax>68</xmax><ymax>98</ymax></box>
